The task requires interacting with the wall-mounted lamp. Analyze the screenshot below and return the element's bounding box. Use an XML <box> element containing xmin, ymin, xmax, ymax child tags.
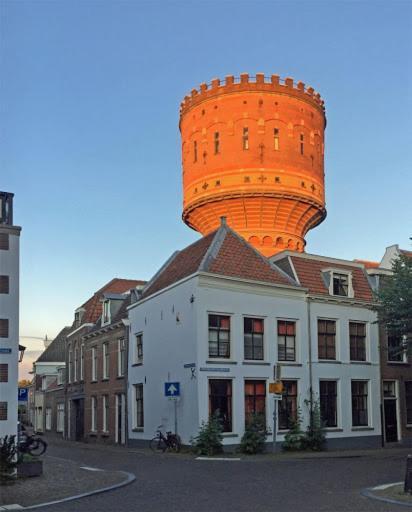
<box><xmin>19</xmin><ymin>344</ymin><xmax>26</xmax><ymax>363</ymax></box>
<box><xmin>190</xmin><ymin>295</ymin><xmax>195</xmax><ymax>303</ymax></box>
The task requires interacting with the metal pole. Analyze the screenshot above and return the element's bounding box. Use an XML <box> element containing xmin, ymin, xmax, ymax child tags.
<box><xmin>174</xmin><ymin>399</ymin><xmax>178</xmax><ymax>435</ymax></box>
<box><xmin>273</xmin><ymin>397</ymin><xmax>277</xmax><ymax>453</ymax></box>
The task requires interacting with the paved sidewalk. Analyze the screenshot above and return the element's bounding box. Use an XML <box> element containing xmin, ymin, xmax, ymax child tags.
<box><xmin>0</xmin><ymin>455</ymin><xmax>134</xmax><ymax>509</ymax></box>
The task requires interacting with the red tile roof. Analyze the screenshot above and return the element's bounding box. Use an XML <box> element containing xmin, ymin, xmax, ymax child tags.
<box><xmin>353</xmin><ymin>259</ymin><xmax>380</xmax><ymax>269</ymax></box>
<box><xmin>289</xmin><ymin>256</ymin><xmax>373</xmax><ymax>301</ymax></box>
<box><xmin>141</xmin><ymin>226</ymin><xmax>295</xmax><ymax>299</ymax></box>
<box><xmin>400</xmin><ymin>249</ymin><xmax>412</xmax><ymax>259</ymax></box>
<box><xmin>81</xmin><ymin>278</ymin><xmax>146</xmax><ymax>323</ymax></box>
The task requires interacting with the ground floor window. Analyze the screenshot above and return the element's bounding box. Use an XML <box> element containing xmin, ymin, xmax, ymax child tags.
<box><xmin>351</xmin><ymin>380</ymin><xmax>368</xmax><ymax>426</ymax></box>
<box><xmin>45</xmin><ymin>407</ymin><xmax>52</xmax><ymax>430</ymax></box>
<box><xmin>209</xmin><ymin>379</ymin><xmax>232</xmax><ymax>432</ymax></box>
<box><xmin>278</xmin><ymin>380</ymin><xmax>297</xmax><ymax>430</ymax></box>
<box><xmin>319</xmin><ymin>380</ymin><xmax>337</xmax><ymax>427</ymax></box>
<box><xmin>91</xmin><ymin>396</ymin><xmax>97</xmax><ymax>432</ymax></box>
<box><xmin>102</xmin><ymin>395</ymin><xmax>109</xmax><ymax>433</ymax></box>
<box><xmin>244</xmin><ymin>380</ymin><xmax>266</xmax><ymax>426</ymax></box>
<box><xmin>134</xmin><ymin>384</ymin><xmax>144</xmax><ymax>428</ymax></box>
<box><xmin>57</xmin><ymin>403</ymin><xmax>64</xmax><ymax>433</ymax></box>
<box><xmin>405</xmin><ymin>382</ymin><xmax>412</xmax><ymax>425</ymax></box>
<box><xmin>0</xmin><ymin>401</ymin><xmax>7</xmax><ymax>421</ymax></box>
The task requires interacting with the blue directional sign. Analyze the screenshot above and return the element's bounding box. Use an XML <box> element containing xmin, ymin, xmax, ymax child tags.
<box><xmin>18</xmin><ymin>388</ymin><xmax>28</xmax><ymax>401</ymax></box>
<box><xmin>164</xmin><ymin>382</ymin><xmax>180</xmax><ymax>397</ymax></box>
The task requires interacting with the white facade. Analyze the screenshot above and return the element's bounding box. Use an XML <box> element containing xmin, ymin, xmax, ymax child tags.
<box><xmin>128</xmin><ymin>272</ymin><xmax>381</xmax><ymax>448</ymax></box>
<box><xmin>0</xmin><ymin>195</ymin><xmax>21</xmax><ymax>440</ymax></box>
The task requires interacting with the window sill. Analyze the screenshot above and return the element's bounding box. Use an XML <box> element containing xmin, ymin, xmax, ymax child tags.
<box><xmin>222</xmin><ymin>433</ymin><xmax>238</xmax><ymax>438</ymax></box>
<box><xmin>277</xmin><ymin>362</ymin><xmax>302</xmax><ymax>367</ymax></box>
<box><xmin>387</xmin><ymin>362</ymin><xmax>410</xmax><ymax>366</ymax></box>
<box><xmin>89</xmin><ymin>432</ymin><xmax>97</xmax><ymax>437</ymax></box>
<box><xmin>132</xmin><ymin>362</ymin><xmax>143</xmax><ymax>367</ymax></box>
<box><xmin>324</xmin><ymin>427</ymin><xmax>343</xmax><ymax>432</ymax></box>
<box><xmin>405</xmin><ymin>424</ymin><xmax>412</xmax><ymax>429</ymax></box>
<box><xmin>116</xmin><ymin>376</ymin><xmax>125</xmax><ymax>380</ymax></box>
<box><xmin>351</xmin><ymin>426</ymin><xmax>374</xmax><ymax>431</ymax></box>
<box><xmin>90</xmin><ymin>380</ymin><xmax>98</xmax><ymax>384</ymax></box>
<box><xmin>349</xmin><ymin>361</ymin><xmax>371</xmax><ymax>365</ymax></box>
<box><xmin>317</xmin><ymin>360</ymin><xmax>341</xmax><ymax>364</ymax></box>
<box><xmin>242</xmin><ymin>361</ymin><xmax>271</xmax><ymax>366</ymax></box>
<box><xmin>102</xmin><ymin>378</ymin><xmax>109</xmax><ymax>382</ymax></box>
<box><xmin>101</xmin><ymin>432</ymin><xmax>110</xmax><ymax>437</ymax></box>
<box><xmin>132</xmin><ymin>427</ymin><xmax>144</xmax><ymax>432</ymax></box>
<box><xmin>206</xmin><ymin>360</ymin><xmax>237</xmax><ymax>365</ymax></box>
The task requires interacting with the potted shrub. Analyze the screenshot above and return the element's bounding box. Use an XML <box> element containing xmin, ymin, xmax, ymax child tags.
<box><xmin>17</xmin><ymin>453</ymin><xmax>43</xmax><ymax>478</ymax></box>
<box><xmin>0</xmin><ymin>435</ymin><xmax>18</xmax><ymax>483</ymax></box>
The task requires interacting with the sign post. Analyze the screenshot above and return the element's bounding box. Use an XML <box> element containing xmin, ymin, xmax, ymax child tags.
<box><xmin>164</xmin><ymin>382</ymin><xmax>181</xmax><ymax>435</ymax></box>
<box><xmin>269</xmin><ymin>364</ymin><xmax>283</xmax><ymax>453</ymax></box>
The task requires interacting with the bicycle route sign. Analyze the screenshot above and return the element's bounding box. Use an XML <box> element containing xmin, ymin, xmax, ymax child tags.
<box><xmin>164</xmin><ymin>382</ymin><xmax>180</xmax><ymax>398</ymax></box>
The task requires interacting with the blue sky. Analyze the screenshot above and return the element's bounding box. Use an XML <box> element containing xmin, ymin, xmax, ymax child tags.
<box><xmin>2</xmin><ymin>0</ymin><xmax>411</xmax><ymax>365</ymax></box>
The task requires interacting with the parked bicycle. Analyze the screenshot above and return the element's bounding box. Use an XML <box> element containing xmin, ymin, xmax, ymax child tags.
<box><xmin>150</xmin><ymin>426</ymin><xmax>181</xmax><ymax>453</ymax></box>
<box><xmin>18</xmin><ymin>423</ymin><xmax>47</xmax><ymax>458</ymax></box>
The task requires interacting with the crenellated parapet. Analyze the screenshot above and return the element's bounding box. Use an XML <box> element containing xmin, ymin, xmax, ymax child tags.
<box><xmin>180</xmin><ymin>73</ymin><xmax>325</xmax><ymax>119</ymax></box>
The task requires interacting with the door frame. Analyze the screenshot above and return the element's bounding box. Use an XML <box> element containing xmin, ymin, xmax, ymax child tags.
<box><xmin>115</xmin><ymin>393</ymin><xmax>125</xmax><ymax>444</ymax></box>
<box><xmin>383</xmin><ymin>380</ymin><xmax>401</xmax><ymax>443</ymax></box>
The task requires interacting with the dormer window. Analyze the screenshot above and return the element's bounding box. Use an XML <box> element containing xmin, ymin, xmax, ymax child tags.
<box><xmin>74</xmin><ymin>308</ymin><xmax>85</xmax><ymax>328</ymax></box>
<box><xmin>102</xmin><ymin>299</ymin><xmax>110</xmax><ymax>325</ymax></box>
<box><xmin>322</xmin><ymin>269</ymin><xmax>354</xmax><ymax>298</ymax></box>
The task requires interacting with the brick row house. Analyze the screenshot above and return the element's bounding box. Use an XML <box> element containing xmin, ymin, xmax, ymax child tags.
<box><xmin>127</xmin><ymin>220</ymin><xmax>382</xmax><ymax>449</ymax></box>
<box><xmin>361</xmin><ymin>244</ymin><xmax>412</xmax><ymax>446</ymax></box>
<box><xmin>65</xmin><ymin>278</ymin><xmax>144</xmax><ymax>443</ymax></box>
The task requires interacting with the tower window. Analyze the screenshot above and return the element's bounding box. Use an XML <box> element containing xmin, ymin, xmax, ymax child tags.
<box><xmin>243</xmin><ymin>127</ymin><xmax>249</xmax><ymax>150</ymax></box>
<box><xmin>300</xmin><ymin>134</ymin><xmax>304</xmax><ymax>155</ymax></box>
<box><xmin>274</xmin><ymin>128</ymin><xmax>279</xmax><ymax>151</ymax></box>
<box><xmin>193</xmin><ymin>141</ymin><xmax>198</xmax><ymax>163</ymax></box>
<box><xmin>214</xmin><ymin>132</ymin><xmax>220</xmax><ymax>154</ymax></box>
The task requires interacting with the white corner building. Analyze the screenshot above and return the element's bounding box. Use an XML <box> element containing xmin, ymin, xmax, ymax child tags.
<box><xmin>0</xmin><ymin>192</ymin><xmax>21</xmax><ymax>440</ymax></box>
<box><xmin>127</xmin><ymin>220</ymin><xmax>381</xmax><ymax>449</ymax></box>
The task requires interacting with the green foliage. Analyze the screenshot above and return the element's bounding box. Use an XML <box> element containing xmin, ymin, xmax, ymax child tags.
<box><xmin>303</xmin><ymin>399</ymin><xmax>326</xmax><ymax>451</ymax></box>
<box><xmin>282</xmin><ymin>408</ymin><xmax>305</xmax><ymax>451</ymax></box>
<box><xmin>0</xmin><ymin>435</ymin><xmax>18</xmax><ymax>481</ymax></box>
<box><xmin>191</xmin><ymin>412</ymin><xmax>223</xmax><ymax>456</ymax></box>
<box><xmin>239</xmin><ymin>414</ymin><xmax>267</xmax><ymax>454</ymax></box>
<box><xmin>374</xmin><ymin>253</ymin><xmax>412</xmax><ymax>343</ymax></box>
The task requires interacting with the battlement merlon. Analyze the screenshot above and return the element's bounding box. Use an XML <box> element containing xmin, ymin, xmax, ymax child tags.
<box><xmin>179</xmin><ymin>73</ymin><xmax>326</xmax><ymax>119</ymax></box>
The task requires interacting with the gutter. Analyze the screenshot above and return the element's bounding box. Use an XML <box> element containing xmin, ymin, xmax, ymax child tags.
<box><xmin>307</xmin><ymin>296</ymin><xmax>314</xmax><ymax>427</ymax></box>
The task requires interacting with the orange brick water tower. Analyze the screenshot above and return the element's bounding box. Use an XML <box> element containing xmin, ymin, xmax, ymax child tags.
<box><xmin>180</xmin><ymin>73</ymin><xmax>327</xmax><ymax>256</ymax></box>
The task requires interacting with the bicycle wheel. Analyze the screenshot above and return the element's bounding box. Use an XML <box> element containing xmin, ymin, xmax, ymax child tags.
<box><xmin>28</xmin><ymin>438</ymin><xmax>47</xmax><ymax>457</ymax></box>
<box><xmin>168</xmin><ymin>435</ymin><xmax>181</xmax><ymax>453</ymax></box>
<box><xmin>150</xmin><ymin>436</ymin><xmax>167</xmax><ymax>453</ymax></box>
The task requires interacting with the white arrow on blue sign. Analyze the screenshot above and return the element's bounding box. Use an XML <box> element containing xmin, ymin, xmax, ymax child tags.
<box><xmin>164</xmin><ymin>382</ymin><xmax>180</xmax><ymax>397</ymax></box>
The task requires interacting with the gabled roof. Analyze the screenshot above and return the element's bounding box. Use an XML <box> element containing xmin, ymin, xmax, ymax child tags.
<box><xmin>79</xmin><ymin>278</ymin><xmax>145</xmax><ymax>324</ymax></box>
<box><xmin>86</xmin><ymin>293</ymin><xmax>132</xmax><ymax>335</ymax></box>
<box><xmin>276</xmin><ymin>253</ymin><xmax>374</xmax><ymax>302</ymax></box>
<box><xmin>141</xmin><ymin>222</ymin><xmax>297</xmax><ymax>300</ymax></box>
<box><xmin>36</xmin><ymin>326</ymin><xmax>71</xmax><ymax>363</ymax></box>
<box><xmin>400</xmin><ymin>249</ymin><xmax>412</xmax><ymax>258</ymax></box>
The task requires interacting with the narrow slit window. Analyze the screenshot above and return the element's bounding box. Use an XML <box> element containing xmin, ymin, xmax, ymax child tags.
<box><xmin>193</xmin><ymin>141</ymin><xmax>198</xmax><ymax>162</ymax></box>
<box><xmin>243</xmin><ymin>127</ymin><xmax>249</xmax><ymax>150</ymax></box>
<box><xmin>214</xmin><ymin>132</ymin><xmax>220</xmax><ymax>154</ymax></box>
<box><xmin>274</xmin><ymin>128</ymin><xmax>279</xmax><ymax>150</ymax></box>
<box><xmin>300</xmin><ymin>134</ymin><xmax>304</xmax><ymax>155</ymax></box>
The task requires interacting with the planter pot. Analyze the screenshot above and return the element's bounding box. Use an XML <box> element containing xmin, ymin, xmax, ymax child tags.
<box><xmin>17</xmin><ymin>459</ymin><xmax>43</xmax><ymax>478</ymax></box>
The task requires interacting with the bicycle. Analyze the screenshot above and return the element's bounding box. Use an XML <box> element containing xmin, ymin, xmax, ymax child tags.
<box><xmin>18</xmin><ymin>424</ymin><xmax>47</xmax><ymax>458</ymax></box>
<box><xmin>150</xmin><ymin>426</ymin><xmax>181</xmax><ymax>453</ymax></box>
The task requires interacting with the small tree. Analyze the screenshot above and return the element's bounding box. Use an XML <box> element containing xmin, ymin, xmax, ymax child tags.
<box><xmin>191</xmin><ymin>412</ymin><xmax>223</xmax><ymax>456</ymax></box>
<box><xmin>282</xmin><ymin>408</ymin><xmax>305</xmax><ymax>451</ymax></box>
<box><xmin>0</xmin><ymin>436</ymin><xmax>18</xmax><ymax>482</ymax></box>
<box><xmin>239</xmin><ymin>414</ymin><xmax>267</xmax><ymax>454</ymax></box>
<box><xmin>303</xmin><ymin>399</ymin><xmax>326</xmax><ymax>451</ymax></box>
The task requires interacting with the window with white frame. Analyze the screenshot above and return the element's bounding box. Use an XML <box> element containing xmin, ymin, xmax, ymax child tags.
<box><xmin>91</xmin><ymin>347</ymin><xmax>97</xmax><ymax>381</ymax></box>
<box><xmin>41</xmin><ymin>376</ymin><xmax>47</xmax><ymax>391</ymax></box>
<box><xmin>68</xmin><ymin>348</ymin><xmax>73</xmax><ymax>383</ymax></box>
<box><xmin>134</xmin><ymin>384</ymin><xmax>144</xmax><ymax>429</ymax></box>
<box><xmin>387</xmin><ymin>334</ymin><xmax>407</xmax><ymax>362</ymax></box>
<box><xmin>57</xmin><ymin>368</ymin><xmax>64</xmax><ymax>385</ymax></box>
<box><xmin>80</xmin><ymin>344</ymin><xmax>84</xmax><ymax>380</ymax></box>
<box><xmin>277</xmin><ymin>320</ymin><xmax>296</xmax><ymax>362</ymax></box>
<box><xmin>208</xmin><ymin>314</ymin><xmax>230</xmax><ymax>358</ymax></box>
<box><xmin>102</xmin><ymin>300</ymin><xmax>110</xmax><ymax>325</ymax></box>
<box><xmin>323</xmin><ymin>269</ymin><xmax>354</xmax><ymax>298</ymax></box>
<box><xmin>405</xmin><ymin>382</ymin><xmax>412</xmax><ymax>425</ymax></box>
<box><xmin>45</xmin><ymin>407</ymin><xmax>52</xmax><ymax>430</ymax></box>
<box><xmin>102</xmin><ymin>395</ymin><xmax>109</xmax><ymax>432</ymax></box>
<box><xmin>103</xmin><ymin>342</ymin><xmax>109</xmax><ymax>379</ymax></box>
<box><xmin>74</xmin><ymin>344</ymin><xmax>78</xmax><ymax>381</ymax></box>
<box><xmin>349</xmin><ymin>322</ymin><xmax>367</xmax><ymax>361</ymax></box>
<box><xmin>351</xmin><ymin>380</ymin><xmax>369</xmax><ymax>427</ymax></box>
<box><xmin>91</xmin><ymin>396</ymin><xmax>97</xmax><ymax>432</ymax></box>
<box><xmin>244</xmin><ymin>317</ymin><xmax>264</xmax><ymax>360</ymax></box>
<box><xmin>135</xmin><ymin>334</ymin><xmax>143</xmax><ymax>364</ymax></box>
<box><xmin>57</xmin><ymin>403</ymin><xmax>64</xmax><ymax>433</ymax></box>
<box><xmin>117</xmin><ymin>338</ymin><xmax>125</xmax><ymax>377</ymax></box>
<box><xmin>319</xmin><ymin>380</ymin><xmax>338</xmax><ymax>428</ymax></box>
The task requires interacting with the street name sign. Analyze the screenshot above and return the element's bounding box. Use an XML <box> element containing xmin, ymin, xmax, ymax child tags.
<box><xmin>164</xmin><ymin>382</ymin><xmax>180</xmax><ymax>397</ymax></box>
<box><xmin>0</xmin><ymin>348</ymin><xmax>12</xmax><ymax>354</ymax></box>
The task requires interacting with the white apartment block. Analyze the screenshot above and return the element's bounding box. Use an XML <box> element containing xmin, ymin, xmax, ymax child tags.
<box><xmin>128</xmin><ymin>222</ymin><xmax>381</xmax><ymax>449</ymax></box>
<box><xmin>0</xmin><ymin>192</ymin><xmax>21</xmax><ymax>440</ymax></box>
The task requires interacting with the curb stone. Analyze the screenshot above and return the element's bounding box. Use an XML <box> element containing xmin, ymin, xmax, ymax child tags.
<box><xmin>361</xmin><ymin>483</ymin><xmax>412</xmax><ymax>509</ymax></box>
<box><xmin>14</xmin><ymin>470</ymin><xmax>136</xmax><ymax>510</ymax></box>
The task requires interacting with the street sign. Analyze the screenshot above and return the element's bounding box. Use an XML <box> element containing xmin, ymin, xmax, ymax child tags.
<box><xmin>18</xmin><ymin>388</ymin><xmax>28</xmax><ymax>401</ymax></box>
<box><xmin>183</xmin><ymin>363</ymin><xmax>196</xmax><ymax>368</ymax></box>
<box><xmin>269</xmin><ymin>381</ymin><xmax>284</xmax><ymax>394</ymax></box>
<box><xmin>272</xmin><ymin>394</ymin><xmax>283</xmax><ymax>400</ymax></box>
<box><xmin>164</xmin><ymin>382</ymin><xmax>180</xmax><ymax>397</ymax></box>
<box><xmin>0</xmin><ymin>348</ymin><xmax>12</xmax><ymax>354</ymax></box>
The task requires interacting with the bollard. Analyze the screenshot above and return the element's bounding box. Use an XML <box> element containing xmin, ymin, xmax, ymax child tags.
<box><xmin>404</xmin><ymin>454</ymin><xmax>412</xmax><ymax>494</ymax></box>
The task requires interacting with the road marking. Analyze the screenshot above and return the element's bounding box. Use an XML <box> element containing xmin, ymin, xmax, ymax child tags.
<box><xmin>1</xmin><ymin>506</ymin><xmax>24</xmax><ymax>510</ymax></box>
<box><xmin>196</xmin><ymin>457</ymin><xmax>241</xmax><ymax>461</ymax></box>
<box><xmin>80</xmin><ymin>466</ymin><xmax>104</xmax><ymax>472</ymax></box>
<box><xmin>371</xmin><ymin>481</ymin><xmax>403</xmax><ymax>491</ymax></box>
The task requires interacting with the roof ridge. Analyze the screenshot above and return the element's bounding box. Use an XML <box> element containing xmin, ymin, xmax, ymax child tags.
<box><xmin>199</xmin><ymin>227</ymin><xmax>227</xmax><ymax>271</ymax></box>
<box><xmin>140</xmin><ymin>251</ymin><xmax>181</xmax><ymax>296</ymax></box>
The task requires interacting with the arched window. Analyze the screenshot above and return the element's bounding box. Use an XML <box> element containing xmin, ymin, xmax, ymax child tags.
<box><xmin>214</xmin><ymin>132</ymin><xmax>220</xmax><ymax>154</ymax></box>
<box><xmin>242</xmin><ymin>127</ymin><xmax>249</xmax><ymax>150</ymax></box>
<box><xmin>274</xmin><ymin>128</ymin><xmax>279</xmax><ymax>150</ymax></box>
